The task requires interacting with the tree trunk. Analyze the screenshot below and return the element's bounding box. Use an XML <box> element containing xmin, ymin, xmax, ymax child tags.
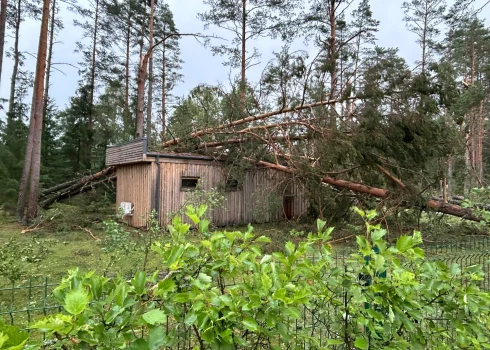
<box><xmin>39</xmin><ymin>167</ymin><xmax>115</xmax><ymax>208</ymax></box>
<box><xmin>135</xmin><ymin>19</ymin><xmax>147</xmax><ymax>138</ymax></box>
<box><xmin>21</xmin><ymin>0</ymin><xmax>50</xmax><ymax>223</ymax></box>
<box><xmin>123</xmin><ymin>9</ymin><xmax>131</xmax><ymax>133</ymax></box>
<box><xmin>8</xmin><ymin>0</ymin><xmax>21</xmax><ymax>118</ymax></box>
<box><xmin>161</xmin><ymin>44</ymin><xmax>166</xmax><ymax>141</ymax></box>
<box><xmin>240</xmin><ymin>0</ymin><xmax>246</xmax><ymax>107</ymax></box>
<box><xmin>87</xmin><ymin>0</ymin><xmax>99</xmax><ymax>170</ymax></box>
<box><xmin>0</xmin><ymin>0</ymin><xmax>7</xmax><ymax>84</ymax></box>
<box><xmin>162</xmin><ymin>96</ymin><xmax>357</xmax><ymax>147</ymax></box>
<box><xmin>136</xmin><ymin>54</ymin><xmax>149</xmax><ymax>138</ymax></box>
<box><xmin>43</xmin><ymin>0</ymin><xmax>56</xmax><ymax>117</ymax></box>
<box><xmin>328</xmin><ymin>0</ymin><xmax>336</xmax><ymax>101</ymax></box>
<box><xmin>251</xmin><ymin>159</ymin><xmax>481</xmax><ymax>222</ymax></box>
<box><xmin>146</xmin><ymin>0</ymin><xmax>155</xmax><ymax>143</ymax></box>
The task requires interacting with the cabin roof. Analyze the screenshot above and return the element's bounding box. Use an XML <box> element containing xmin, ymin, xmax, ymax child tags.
<box><xmin>106</xmin><ymin>138</ymin><xmax>218</xmax><ymax>166</ymax></box>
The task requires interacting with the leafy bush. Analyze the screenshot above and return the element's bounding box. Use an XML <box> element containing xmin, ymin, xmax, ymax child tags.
<box><xmin>9</xmin><ymin>206</ymin><xmax>490</xmax><ymax>349</ymax></box>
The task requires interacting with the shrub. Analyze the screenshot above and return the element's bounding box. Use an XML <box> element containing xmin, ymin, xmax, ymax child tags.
<box><xmin>12</xmin><ymin>206</ymin><xmax>490</xmax><ymax>349</ymax></box>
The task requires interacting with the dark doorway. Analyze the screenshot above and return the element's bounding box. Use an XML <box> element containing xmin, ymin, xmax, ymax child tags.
<box><xmin>283</xmin><ymin>196</ymin><xmax>294</xmax><ymax>220</ymax></box>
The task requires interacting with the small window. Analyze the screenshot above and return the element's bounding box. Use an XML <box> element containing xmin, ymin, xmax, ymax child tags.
<box><xmin>225</xmin><ymin>179</ymin><xmax>239</xmax><ymax>192</ymax></box>
<box><xmin>181</xmin><ymin>177</ymin><xmax>199</xmax><ymax>191</ymax></box>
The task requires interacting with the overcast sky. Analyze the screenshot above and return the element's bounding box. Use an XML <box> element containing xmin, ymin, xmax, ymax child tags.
<box><xmin>0</xmin><ymin>0</ymin><xmax>488</xmax><ymax>114</ymax></box>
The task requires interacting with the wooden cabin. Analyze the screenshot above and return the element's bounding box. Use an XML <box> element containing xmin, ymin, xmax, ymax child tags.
<box><xmin>106</xmin><ymin>138</ymin><xmax>308</xmax><ymax>227</ymax></box>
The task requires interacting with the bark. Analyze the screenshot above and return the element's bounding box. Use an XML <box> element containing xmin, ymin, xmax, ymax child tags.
<box><xmin>8</xmin><ymin>0</ymin><xmax>21</xmax><ymax>117</ymax></box>
<box><xmin>240</xmin><ymin>0</ymin><xmax>246</xmax><ymax>107</ymax></box>
<box><xmin>43</xmin><ymin>0</ymin><xmax>56</xmax><ymax>117</ymax></box>
<box><xmin>161</xmin><ymin>44</ymin><xmax>166</xmax><ymax>141</ymax></box>
<box><xmin>39</xmin><ymin>167</ymin><xmax>115</xmax><ymax>208</ymax></box>
<box><xmin>135</xmin><ymin>19</ymin><xmax>148</xmax><ymax>138</ymax></box>
<box><xmin>87</xmin><ymin>0</ymin><xmax>100</xmax><ymax>170</ymax></box>
<box><xmin>162</xmin><ymin>96</ymin><xmax>357</xmax><ymax>147</ymax></box>
<box><xmin>328</xmin><ymin>0</ymin><xmax>337</xmax><ymax>101</ymax></box>
<box><xmin>40</xmin><ymin>178</ymin><xmax>79</xmax><ymax>197</ymax></box>
<box><xmin>197</xmin><ymin>135</ymin><xmax>307</xmax><ymax>149</ymax></box>
<box><xmin>123</xmin><ymin>9</ymin><xmax>131</xmax><ymax>132</ymax></box>
<box><xmin>23</xmin><ymin>0</ymin><xmax>50</xmax><ymax>223</ymax></box>
<box><xmin>0</xmin><ymin>0</ymin><xmax>7</xmax><ymax>84</ymax></box>
<box><xmin>146</xmin><ymin>0</ymin><xmax>155</xmax><ymax>142</ymax></box>
<box><xmin>136</xmin><ymin>54</ymin><xmax>149</xmax><ymax>138</ymax></box>
<box><xmin>16</xmin><ymin>91</ymin><xmax>37</xmax><ymax>221</ymax></box>
<box><xmin>249</xmin><ymin>159</ymin><xmax>481</xmax><ymax>222</ymax></box>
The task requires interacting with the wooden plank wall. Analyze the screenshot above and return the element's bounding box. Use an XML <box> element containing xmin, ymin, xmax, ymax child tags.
<box><xmin>156</xmin><ymin>158</ymin><xmax>308</xmax><ymax>227</ymax></box>
<box><xmin>116</xmin><ymin>163</ymin><xmax>152</xmax><ymax>227</ymax></box>
<box><xmin>106</xmin><ymin>138</ymin><xmax>147</xmax><ymax>166</ymax></box>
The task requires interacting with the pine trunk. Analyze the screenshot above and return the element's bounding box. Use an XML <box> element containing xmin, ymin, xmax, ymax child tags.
<box><xmin>146</xmin><ymin>0</ymin><xmax>155</xmax><ymax>142</ymax></box>
<box><xmin>87</xmin><ymin>0</ymin><xmax>99</xmax><ymax>170</ymax></box>
<box><xmin>123</xmin><ymin>9</ymin><xmax>131</xmax><ymax>133</ymax></box>
<box><xmin>8</xmin><ymin>0</ymin><xmax>21</xmax><ymax>118</ymax></box>
<box><xmin>135</xmin><ymin>20</ymin><xmax>147</xmax><ymax>138</ymax></box>
<box><xmin>161</xmin><ymin>45</ymin><xmax>166</xmax><ymax>141</ymax></box>
<box><xmin>240</xmin><ymin>0</ymin><xmax>246</xmax><ymax>108</ymax></box>
<box><xmin>43</xmin><ymin>0</ymin><xmax>56</xmax><ymax>117</ymax></box>
<box><xmin>0</xmin><ymin>0</ymin><xmax>7</xmax><ymax>84</ymax></box>
<box><xmin>23</xmin><ymin>0</ymin><xmax>50</xmax><ymax>223</ymax></box>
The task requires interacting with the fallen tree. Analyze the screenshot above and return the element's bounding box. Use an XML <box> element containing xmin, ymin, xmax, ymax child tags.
<box><xmin>246</xmin><ymin>158</ymin><xmax>481</xmax><ymax>222</ymax></box>
<box><xmin>39</xmin><ymin>167</ymin><xmax>116</xmax><ymax>208</ymax></box>
<box><xmin>162</xmin><ymin>97</ymin><xmax>357</xmax><ymax>148</ymax></box>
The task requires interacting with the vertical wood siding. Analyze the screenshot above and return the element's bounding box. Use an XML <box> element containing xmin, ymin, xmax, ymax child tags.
<box><xmin>115</xmin><ymin>158</ymin><xmax>308</xmax><ymax>228</ymax></box>
<box><xmin>156</xmin><ymin>159</ymin><xmax>308</xmax><ymax>227</ymax></box>
<box><xmin>115</xmin><ymin>163</ymin><xmax>152</xmax><ymax>227</ymax></box>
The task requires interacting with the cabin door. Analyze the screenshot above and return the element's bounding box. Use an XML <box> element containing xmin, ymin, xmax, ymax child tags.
<box><xmin>283</xmin><ymin>196</ymin><xmax>294</xmax><ymax>220</ymax></box>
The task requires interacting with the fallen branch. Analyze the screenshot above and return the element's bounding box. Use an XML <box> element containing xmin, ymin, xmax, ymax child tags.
<box><xmin>162</xmin><ymin>96</ymin><xmax>358</xmax><ymax>148</ymax></box>
<box><xmin>74</xmin><ymin>225</ymin><xmax>100</xmax><ymax>241</ymax></box>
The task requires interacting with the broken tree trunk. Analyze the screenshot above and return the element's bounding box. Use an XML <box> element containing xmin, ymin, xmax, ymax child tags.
<box><xmin>248</xmin><ymin>158</ymin><xmax>481</xmax><ymax>222</ymax></box>
<box><xmin>39</xmin><ymin>167</ymin><xmax>115</xmax><ymax>208</ymax></box>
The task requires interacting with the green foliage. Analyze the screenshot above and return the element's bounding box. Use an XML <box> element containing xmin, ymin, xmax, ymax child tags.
<box><xmin>14</xmin><ymin>207</ymin><xmax>490</xmax><ymax>349</ymax></box>
<box><xmin>0</xmin><ymin>238</ymin><xmax>49</xmax><ymax>284</ymax></box>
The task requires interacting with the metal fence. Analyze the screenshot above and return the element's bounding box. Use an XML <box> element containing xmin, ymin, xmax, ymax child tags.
<box><xmin>2</xmin><ymin>236</ymin><xmax>490</xmax><ymax>348</ymax></box>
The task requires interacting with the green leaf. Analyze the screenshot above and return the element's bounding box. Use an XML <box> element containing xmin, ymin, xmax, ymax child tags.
<box><xmin>354</xmin><ymin>337</ymin><xmax>368</xmax><ymax>350</ymax></box>
<box><xmin>147</xmin><ymin>327</ymin><xmax>165</xmax><ymax>350</ymax></box>
<box><xmin>197</xmin><ymin>204</ymin><xmax>208</xmax><ymax>218</ymax></box>
<box><xmin>184</xmin><ymin>312</ymin><xmax>198</xmax><ymax>326</ymax></box>
<box><xmin>132</xmin><ymin>271</ymin><xmax>146</xmax><ymax>295</ymax></box>
<box><xmin>142</xmin><ymin>309</ymin><xmax>167</xmax><ymax>325</ymax></box>
<box><xmin>199</xmin><ymin>219</ymin><xmax>210</xmax><ymax>233</ymax></box>
<box><xmin>128</xmin><ymin>338</ymin><xmax>150</xmax><ymax>350</ymax></box>
<box><xmin>156</xmin><ymin>278</ymin><xmax>176</xmax><ymax>295</ymax></box>
<box><xmin>198</xmin><ymin>273</ymin><xmax>212</xmax><ymax>284</ymax></box>
<box><xmin>317</xmin><ymin>219</ymin><xmax>327</xmax><ymax>232</ymax></box>
<box><xmin>0</xmin><ymin>333</ymin><xmax>7</xmax><ymax>348</ymax></box>
<box><xmin>242</xmin><ymin>316</ymin><xmax>258</xmax><ymax>331</ymax></box>
<box><xmin>371</xmin><ymin>229</ymin><xmax>386</xmax><ymax>241</ymax></box>
<box><xmin>396</xmin><ymin>235</ymin><xmax>414</xmax><ymax>252</ymax></box>
<box><xmin>64</xmin><ymin>287</ymin><xmax>90</xmax><ymax>315</ymax></box>
<box><xmin>284</xmin><ymin>306</ymin><xmax>301</xmax><ymax>319</ymax></box>
<box><xmin>30</xmin><ymin>314</ymin><xmax>72</xmax><ymax>333</ymax></box>
<box><xmin>173</xmin><ymin>293</ymin><xmax>190</xmax><ymax>303</ymax></box>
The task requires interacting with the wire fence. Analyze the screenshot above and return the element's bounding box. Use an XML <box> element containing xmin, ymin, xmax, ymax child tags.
<box><xmin>1</xmin><ymin>236</ymin><xmax>490</xmax><ymax>348</ymax></box>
